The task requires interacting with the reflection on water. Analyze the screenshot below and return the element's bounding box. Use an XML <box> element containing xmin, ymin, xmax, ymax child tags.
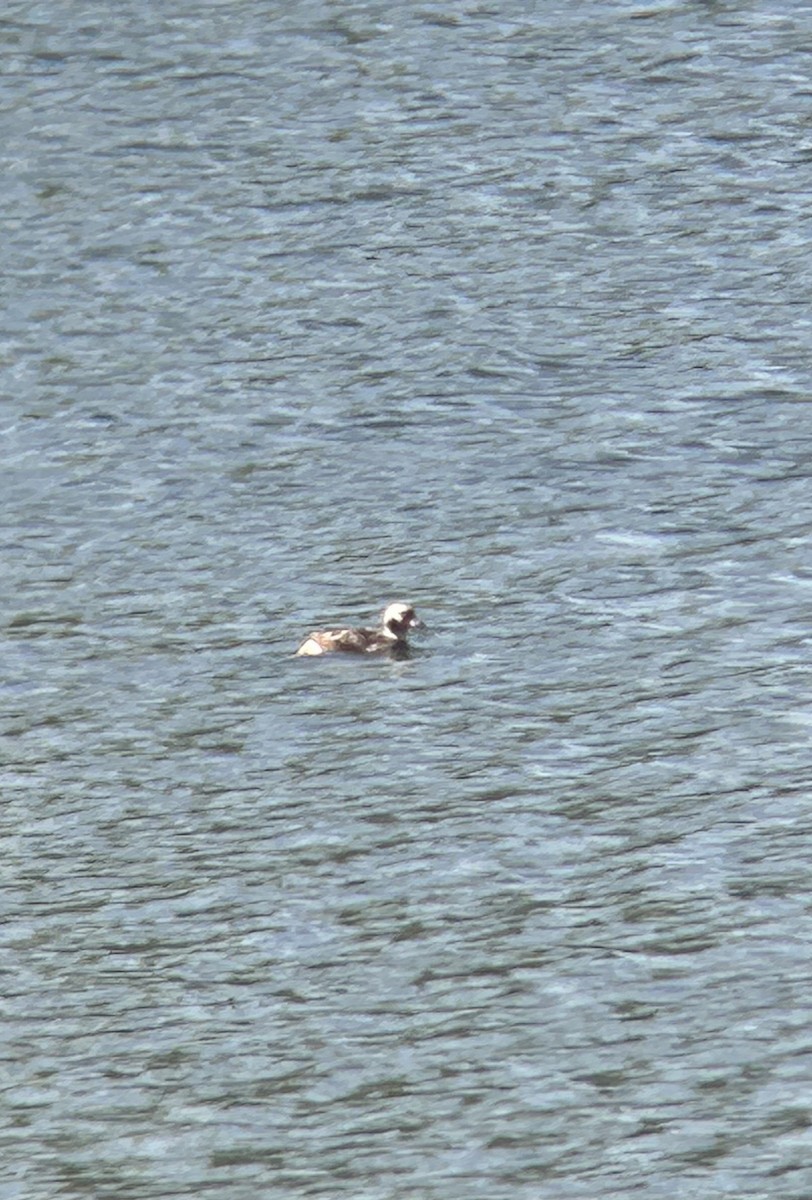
<box><xmin>4</xmin><ymin>1</ymin><xmax>812</xmax><ymax>1197</ymax></box>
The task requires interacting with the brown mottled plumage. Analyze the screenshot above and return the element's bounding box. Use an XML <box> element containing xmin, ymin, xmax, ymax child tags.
<box><xmin>295</xmin><ymin>602</ymin><xmax>422</xmax><ymax>657</ymax></box>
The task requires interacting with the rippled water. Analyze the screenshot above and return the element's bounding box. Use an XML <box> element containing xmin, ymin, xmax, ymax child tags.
<box><xmin>5</xmin><ymin>1</ymin><xmax>812</xmax><ymax>1197</ymax></box>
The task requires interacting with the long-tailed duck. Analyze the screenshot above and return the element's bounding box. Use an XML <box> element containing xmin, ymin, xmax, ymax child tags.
<box><xmin>295</xmin><ymin>602</ymin><xmax>422</xmax><ymax>657</ymax></box>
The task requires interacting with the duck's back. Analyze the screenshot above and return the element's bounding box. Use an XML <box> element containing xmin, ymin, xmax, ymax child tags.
<box><xmin>296</xmin><ymin>625</ymin><xmax>382</xmax><ymax>656</ymax></box>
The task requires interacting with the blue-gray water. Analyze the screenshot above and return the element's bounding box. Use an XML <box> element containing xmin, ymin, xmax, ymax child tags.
<box><xmin>4</xmin><ymin>2</ymin><xmax>812</xmax><ymax>1197</ymax></box>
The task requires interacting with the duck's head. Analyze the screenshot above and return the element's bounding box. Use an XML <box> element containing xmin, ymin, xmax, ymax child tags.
<box><xmin>382</xmin><ymin>602</ymin><xmax>422</xmax><ymax>640</ymax></box>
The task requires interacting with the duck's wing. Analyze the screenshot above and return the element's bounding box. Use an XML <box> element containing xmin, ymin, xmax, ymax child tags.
<box><xmin>329</xmin><ymin>627</ymin><xmax>373</xmax><ymax>652</ymax></box>
<box><xmin>295</xmin><ymin>626</ymin><xmax>372</xmax><ymax>655</ymax></box>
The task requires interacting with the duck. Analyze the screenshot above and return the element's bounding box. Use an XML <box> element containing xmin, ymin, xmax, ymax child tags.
<box><xmin>295</xmin><ymin>602</ymin><xmax>423</xmax><ymax>658</ymax></box>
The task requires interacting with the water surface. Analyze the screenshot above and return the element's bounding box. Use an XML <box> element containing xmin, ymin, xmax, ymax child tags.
<box><xmin>4</xmin><ymin>1</ymin><xmax>812</xmax><ymax>1197</ymax></box>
